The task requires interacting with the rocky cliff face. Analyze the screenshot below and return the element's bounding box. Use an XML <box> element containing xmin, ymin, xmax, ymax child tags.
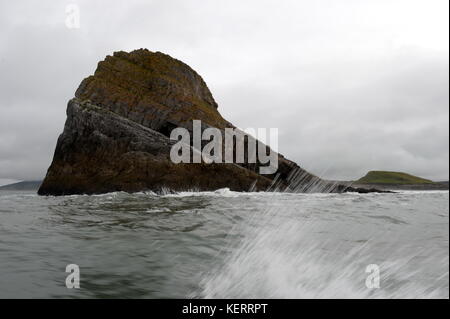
<box><xmin>38</xmin><ymin>98</ymin><xmax>271</xmax><ymax>195</ymax></box>
<box><xmin>39</xmin><ymin>49</ymin><xmax>370</xmax><ymax>195</ymax></box>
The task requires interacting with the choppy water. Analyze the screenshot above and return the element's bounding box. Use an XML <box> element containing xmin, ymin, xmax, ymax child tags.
<box><xmin>0</xmin><ymin>189</ymin><xmax>448</xmax><ymax>298</ymax></box>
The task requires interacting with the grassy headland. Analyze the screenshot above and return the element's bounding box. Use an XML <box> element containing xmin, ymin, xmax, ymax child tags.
<box><xmin>357</xmin><ymin>171</ymin><xmax>434</xmax><ymax>185</ymax></box>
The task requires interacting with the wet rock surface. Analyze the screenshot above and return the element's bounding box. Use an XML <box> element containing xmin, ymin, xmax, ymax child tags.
<box><xmin>38</xmin><ymin>99</ymin><xmax>271</xmax><ymax>195</ymax></box>
<box><xmin>39</xmin><ymin>49</ymin><xmax>381</xmax><ymax>195</ymax></box>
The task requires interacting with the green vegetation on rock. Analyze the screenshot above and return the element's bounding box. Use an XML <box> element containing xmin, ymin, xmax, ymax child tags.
<box><xmin>357</xmin><ymin>171</ymin><xmax>434</xmax><ymax>185</ymax></box>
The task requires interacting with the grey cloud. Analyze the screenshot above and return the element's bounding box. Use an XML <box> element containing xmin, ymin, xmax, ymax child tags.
<box><xmin>0</xmin><ymin>0</ymin><xmax>448</xmax><ymax>185</ymax></box>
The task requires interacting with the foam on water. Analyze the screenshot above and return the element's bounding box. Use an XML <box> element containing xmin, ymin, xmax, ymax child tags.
<box><xmin>0</xmin><ymin>190</ymin><xmax>448</xmax><ymax>298</ymax></box>
<box><xmin>197</xmin><ymin>191</ymin><xmax>449</xmax><ymax>298</ymax></box>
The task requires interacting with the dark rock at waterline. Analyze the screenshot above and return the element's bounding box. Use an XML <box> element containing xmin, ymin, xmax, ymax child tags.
<box><xmin>38</xmin><ymin>99</ymin><xmax>272</xmax><ymax>195</ymax></box>
<box><xmin>39</xmin><ymin>49</ymin><xmax>381</xmax><ymax>195</ymax></box>
<box><xmin>338</xmin><ymin>185</ymin><xmax>393</xmax><ymax>194</ymax></box>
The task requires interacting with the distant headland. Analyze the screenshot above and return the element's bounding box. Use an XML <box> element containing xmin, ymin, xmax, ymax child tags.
<box><xmin>349</xmin><ymin>171</ymin><xmax>449</xmax><ymax>191</ymax></box>
<box><xmin>0</xmin><ymin>181</ymin><xmax>42</xmax><ymax>191</ymax></box>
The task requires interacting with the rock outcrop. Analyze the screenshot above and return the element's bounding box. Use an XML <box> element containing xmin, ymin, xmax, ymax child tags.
<box><xmin>39</xmin><ymin>49</ymin><xmax>377</xmax><ymax>195</ymax></box>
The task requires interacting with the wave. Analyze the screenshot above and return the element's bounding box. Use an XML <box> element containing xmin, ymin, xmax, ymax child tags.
<box><xmin>196</xmin><ymin>195</ymin><xmax>449</xmax><ymax>298</ymax></box>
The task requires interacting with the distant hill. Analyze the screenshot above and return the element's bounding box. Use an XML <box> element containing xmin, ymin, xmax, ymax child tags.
<box><xmin>0</xmin><ymin>180</ymin><xmax>42</xmax><ymax>191</ymax></box>
<box><xmin>357</xmin><ymin>171</ymin><xmax>434</xmax><ymax>185</ymax></box>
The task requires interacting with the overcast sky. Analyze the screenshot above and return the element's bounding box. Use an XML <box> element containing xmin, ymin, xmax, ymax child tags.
<box><xmin>0</xmin><ymin>0</ymin><xmax>448</xmax><ymax>185</ymax></box>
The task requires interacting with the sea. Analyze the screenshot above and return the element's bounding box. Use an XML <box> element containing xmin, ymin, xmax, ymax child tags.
<box><xmin>0</xmin><ymin>189</ymin><xmax>448</xmax><ymax>298</ymax></box>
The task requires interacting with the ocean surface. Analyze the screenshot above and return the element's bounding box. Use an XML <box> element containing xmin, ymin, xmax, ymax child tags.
<box><xmin>0</xmin><ymin>189</ymin><xmax>448</xmax><ymax>298</ymax></box>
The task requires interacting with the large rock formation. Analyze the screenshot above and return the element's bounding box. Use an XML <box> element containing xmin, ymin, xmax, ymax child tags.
<box><xmin>38</xmin><ymin>49</ymin><xmax>373</xmax><ymax>195</ymax></box>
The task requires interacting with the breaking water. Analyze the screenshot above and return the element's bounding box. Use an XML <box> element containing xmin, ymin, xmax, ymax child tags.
<box><xmin>0</xmin><ymin>189</ymin><xmax>448</xmax><ymax>298</ymax></box>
